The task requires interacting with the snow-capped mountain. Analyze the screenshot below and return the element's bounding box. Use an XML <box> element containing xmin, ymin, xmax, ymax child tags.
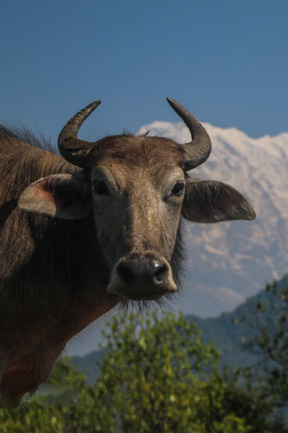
<box><xmin>66</xmin><ymin>120</ymin><xmax>288</xmax><ymax>356</ymax></box>
<box><xmin>137</xmin><ymin>121</ymin><xmax>288</xmax><ymax>317</ymax></box>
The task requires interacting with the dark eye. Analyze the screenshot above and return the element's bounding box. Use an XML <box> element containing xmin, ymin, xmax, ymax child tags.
<box><xmin>171</xmin><ymin>182</ymin><xmax>185</xmax><ymax>196</ymax></box>
<box><xmin>93</xmin><ymin>180</ymin><xmax>110</xmax><ymax>195</ymax></box>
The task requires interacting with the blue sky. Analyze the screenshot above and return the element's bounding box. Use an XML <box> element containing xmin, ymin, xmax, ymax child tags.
<box><xmin>1</xmin><ymin>0</ymin><xmax>287</xmax><ymax>141</ymax></box>
<box><xmin>2</xmin><ymin>0</ymin><xmax>286</xmax><ymax>355</ymax></box>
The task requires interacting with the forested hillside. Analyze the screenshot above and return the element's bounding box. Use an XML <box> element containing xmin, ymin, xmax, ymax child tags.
<box><xmin>72</xmin><ymin>276</ymin><xmax>288</xmax><ymax>381</ymax></box>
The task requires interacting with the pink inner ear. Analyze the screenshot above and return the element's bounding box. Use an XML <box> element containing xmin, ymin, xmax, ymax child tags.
<box><xmin>33</xmin><ymin>185</ymin><xmax>55</xmax><ymax>203</ymax></box>
<box><xmin>19</xmin><ymin>181</ymin><xmax>57</xmax><ymax>216</ymax></box>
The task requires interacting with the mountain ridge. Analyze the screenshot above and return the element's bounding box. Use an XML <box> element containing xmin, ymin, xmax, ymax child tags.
<box><xmin>65</xmin><ymin>120</ymin><xmax>288</xmax><ymax>356</ymax></box>
<box><xmin>71</xmin><ymin>276</ymin><xmax>288</xmax><ymax>383</ymax></box>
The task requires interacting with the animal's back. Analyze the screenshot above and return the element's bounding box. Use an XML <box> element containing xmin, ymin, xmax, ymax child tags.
<box><xmin>0</xmin><ymin>128</ymin><xmax>105</xmax><ymax>330</ymax></box>
<box><xmin>0</xmin><ymin>132</ymin><xmax>54</xmax><ymax>278</ymax></box>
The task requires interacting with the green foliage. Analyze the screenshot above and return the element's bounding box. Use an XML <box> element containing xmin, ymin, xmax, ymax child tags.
<box><xmin>92</xmin><ymin>310</ymin><xmax>219</xmax><ymax>433</ymax></box>
<box><xmin>90</xmin><ymin>310</ymin><xmax>286</xmax><ymax>432</ymax></box>
<box><xmin>0</xmin><ymin>309</ymin><xmax>286</xmax><ymax>432</ymax></box>
<box><xmin>235</xmin><ymin>276</ymin><xmax>288</xmax><ymax>407</ymax></box>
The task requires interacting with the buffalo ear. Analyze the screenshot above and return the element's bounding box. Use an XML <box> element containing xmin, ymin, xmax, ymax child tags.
<box><xmin>182</xmin><ymin>179</ymin><xmax>256</xmax><ymax>223</ymax></box>
<box><xmin>18</xmin><ymin>173</ymin><xmax>91</xmax><ymax>220</ymax></box>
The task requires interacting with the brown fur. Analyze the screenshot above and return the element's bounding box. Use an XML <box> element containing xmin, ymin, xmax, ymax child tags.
<box><xmin>0</xmin><ymin>133</ymin><xmax>113</xmax><ymax>405</ymax></box>
<box><xmin>0</xmin><ymin>131</ymin><xmax>185</xmax><ymax>406</ymax></box>
<box><xmin>0</xmin><ymin>123</ymin><xmax>255</xmax><ymax>406</ymax></box>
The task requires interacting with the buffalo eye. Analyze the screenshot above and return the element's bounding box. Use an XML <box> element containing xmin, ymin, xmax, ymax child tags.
<box><xmin>93</xmin><ymin>180</ymin><xmax>110</xmax><ymax>196</ymax></box>
<box><xmin>171</xmin><ymin>182</ymin><xmax>185</xmax><ymax>197</ymax></box>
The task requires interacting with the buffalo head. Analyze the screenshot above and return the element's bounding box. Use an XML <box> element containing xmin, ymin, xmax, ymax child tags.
<box><xmin>19</xmin><ymin>99</ymin><xmax>256</xmax><ymax>302</ymax></box>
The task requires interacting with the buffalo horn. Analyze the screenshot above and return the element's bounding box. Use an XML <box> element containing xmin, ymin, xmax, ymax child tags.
<box><xmin>167</xmin><ymin>98</ymin><xmax>211</xmax><ymax>171</ymax></box>
<box><xmin>58</xmin><ymin>100</ymin><xmax>102</xmax><ymax>168</ymax></box>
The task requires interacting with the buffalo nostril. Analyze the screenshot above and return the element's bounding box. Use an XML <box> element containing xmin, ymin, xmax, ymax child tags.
<box><xmin>108</xmin><ymin>254</ymin><xmax>177</xmax><ymax>297</ymax></box>
<box><xmin>153</xmin><ymin>262</ymin><xmax>169</xmax><ymax>284</ymax></box>
<box><xmin>117</xmin><ymin>262</ymin><xmax>134</xmax><ymax>284</ymax></box>
<box><xmin>116</xmin><ymin>258</ymin><xmax>170</xmax><ymax>288</ymax></box>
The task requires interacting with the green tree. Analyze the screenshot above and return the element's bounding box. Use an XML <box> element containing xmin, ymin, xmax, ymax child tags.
<box><xmin>0</xmin><ymin>309</ymin><xmax>286</xmax><ymax>432</ymax></box>
<box><xmin>89</xmin><ymin>310</ymin><xmax>281</xmax><ymax>433</ymax></box>
<box><xmin>93</xmin><ymin>310</ymin><xmax>219</xmax><ymax>433</ymax></box>
<box><xmin>235</xmin><ymin>276</ymin><xmax>288</xmax><ymax>407</ymax></box>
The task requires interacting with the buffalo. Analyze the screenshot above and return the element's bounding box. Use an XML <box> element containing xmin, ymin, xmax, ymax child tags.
<box><xmin>0</xmin><ymin>98</ymin><xmax>255</xmax><ymax>407</ymax></box>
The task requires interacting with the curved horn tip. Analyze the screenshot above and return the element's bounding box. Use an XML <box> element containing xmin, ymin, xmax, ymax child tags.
<box><xmin>79</xmin><ymin>99</ymin><xmax>102</xmax><ymax>116</ymax></box>
<box><xmin>166</xmin><ymin>97</ymin><xmax>190</xmax><ymax>115</ymax></box>
<box><xmin>166</xmin><ymin>97</ymin><xmax>176</xmax><ymax>107</ymax></box>
<box><xmin>91</xmin><ymin>99</ymin><xmax>102</xmax><ymax>106</ymax></box>
<box><xmin>166</xmin><ymin>97</ymin><xmax>174</xmax><ymax>103</ymax></box>
<box><xmin>87</xmin><ymin>99</ymin><xmax>102</xmax><ymax>111</ymax></box>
